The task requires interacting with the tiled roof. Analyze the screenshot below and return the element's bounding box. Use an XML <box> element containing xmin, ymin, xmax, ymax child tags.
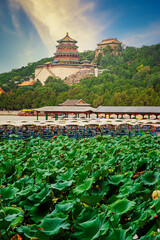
<box><xmin>32</xmin><ymin>106</ymin><xmax>95</xmax><ymax>113</ymax></box>
<box><xmin>0</xmin><ymin>87</ymin><xmax>4</xmax><ymax>94</ymax></box>
<box><xmin>57</xmin><ymin>33</ymin><xmax>77</xmax><ymax>43</ymax></box>
<box><xmin>98</xmin><ymin>38</ymin><xmax>121</xmax><ymax>45</ymax></box>
<box><xmin>59</xmin><ymin>99</ymin><xmax>91</xmax><ymax>106</ymax></box>
<box><xmin>18</xmin><ymin>80</ymin><xmax>35</xmax><ymax>86</ymax></box>
<box><xmin>95</xmin><ymin>106</ymin><xmax>160</xmax><ymax>114</ymax></box>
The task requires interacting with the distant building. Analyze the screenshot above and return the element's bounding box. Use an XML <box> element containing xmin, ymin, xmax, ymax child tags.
<box><xmin>95</xmin><ymin>38</ymin><xmax>122</xmax><ymax>59</ymax></box>
<box><xmin>35</xmin><ymin>33</ymin><xmax>94</xmax><ymax>85</ymax></box>
<box><xmin>0</xmin><ymin>87</ymin><xmax>5</xmax><ymax>94</ymax></box>
<box><xmin>18</xmin><ymin>80</ymin><xmax>35</xmax><ymax>86</ymax></box>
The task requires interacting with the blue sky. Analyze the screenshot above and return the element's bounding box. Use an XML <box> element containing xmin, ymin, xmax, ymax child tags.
<box><xmin>0</xmin><ymin>0</ymin><xmax>160</xmax><ymax>73</ymax></box>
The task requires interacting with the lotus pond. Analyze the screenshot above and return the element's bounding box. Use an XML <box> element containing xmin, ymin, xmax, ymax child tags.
<box><xmin>0</xmin><ymin>135</ymin><xmax>160</xmax><ymax>240</ymax></box>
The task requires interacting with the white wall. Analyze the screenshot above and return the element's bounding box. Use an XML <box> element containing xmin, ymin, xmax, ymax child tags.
<box><xmin>35</xmin><ymin>66</ymin><xmax>81</xmax><ymax>85</ymax></box>
<box><xmin>50</xmin><ymin>66</ymin><xmax>81</xmax><ymax>79</ymax></box>
<box><xmin>35</xmin><ymin>68</ymin><xmax>56</xmax><ymax>85</ymax></box>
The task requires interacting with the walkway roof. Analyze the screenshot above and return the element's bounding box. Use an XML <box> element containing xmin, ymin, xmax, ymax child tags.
<box><xmin>95</xmin><ymin>106</ymin><xmax>160</xmax><ymax>114</ymax></box>
<box><xmin>33</xmin><ymin>106</ymin><xmax>96</xmax><ymax>113</ymax></box>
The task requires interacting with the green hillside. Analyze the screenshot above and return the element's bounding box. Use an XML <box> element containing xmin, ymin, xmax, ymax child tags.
<box><xmin>0</xmin><ymin>44</ymin><xmax>160</xmax><ymax>110</ymax></box>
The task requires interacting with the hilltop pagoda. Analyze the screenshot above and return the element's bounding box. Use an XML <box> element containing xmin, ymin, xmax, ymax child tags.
<box><xmin>34</xmin><ymin>33</ymin><xmax>93</xmax><ymax>85</ymax></box>
<box><xmin>95</xmin><ymin>38</ymin><xmax>122</xmax><ymax>58</ymax></box>
<box><xmin>53</xmin><ymin>32</ymin><xmax>80</xmax><ymax>65</ymax></box>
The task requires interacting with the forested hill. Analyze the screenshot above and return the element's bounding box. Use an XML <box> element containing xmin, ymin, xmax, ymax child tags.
<box><xmin>0</xmin><ymin>44</ymin><xmax>160</xmax><ymax>110</ymax></box>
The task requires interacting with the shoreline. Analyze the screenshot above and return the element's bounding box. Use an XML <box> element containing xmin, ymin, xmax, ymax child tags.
<box><xmin>0</xmin><ymin>111</ymin><xmax>19</xmax><ymax>115</ymax></box>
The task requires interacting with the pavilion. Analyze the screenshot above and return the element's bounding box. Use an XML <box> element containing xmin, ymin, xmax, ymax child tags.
<box><xmin>33</xmin><ymin>99</ymin><xmax>95</xmax><ymax>120</ymax></box>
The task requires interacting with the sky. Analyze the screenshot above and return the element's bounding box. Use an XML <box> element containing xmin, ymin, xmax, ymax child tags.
<box><xmin>0</xmin><ymin>0</ymin><xmax>160</xmax><ymax>73</ymax></box>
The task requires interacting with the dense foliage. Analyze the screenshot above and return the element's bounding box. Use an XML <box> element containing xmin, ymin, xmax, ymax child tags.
<box><xmin>0</xmin><ymin>135</ymin><xmax>160</xmax><ymax>239</ymax></box>
<box><xmin>0</xmin><ymin>44</ymin><xmax>160</xmax><ymax>109</ymax></box>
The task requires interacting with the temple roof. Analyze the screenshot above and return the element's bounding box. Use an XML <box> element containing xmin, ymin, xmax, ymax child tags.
<box><xmin>18</xmin><ymin>80</ymin><xmax>35</xmax><ymax>86</ymax></box>
<box><xmin>97</xmin><ymin>38</ymin><xmax>121</xmax><ymax>46</ymax></box>
<box><xmin>0</xmin><ymin>87</ymin><xmax>4</xmax><ymax>94</ymax></box>
<box><xmin>59</xmin><ymin>99</ymin><xmax>91</xmax><ymax>106</ymax></box>
<box><xmin>55</xmin><ymin>51</ymin><xmax>79</xmax><ymax>56</ymax></box>
<box><xmin>57</xmin><ymin>33</ymin><xmax>77</xmax><ymax>43</ymax></box>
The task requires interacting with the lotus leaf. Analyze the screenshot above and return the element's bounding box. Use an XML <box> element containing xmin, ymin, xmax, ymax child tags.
<box><xmin>0</xmin><ymin>135</ymin><xmax>160</xmax><ymax>238</ymax></box>
<box><xmin>74</xmin><ymin>213</ymin><xmax>109</xmax><ymax>240</ymax></box>
<box><xmin>109</xmin><ymin>198</ymin><xmax>136</xmax><ymax>215</ymax></box>
<box><xmin>38</xmin><ymin>217</ymin><xmax>70</xmax><ymax>236</ymax></box>
<box><xmin>73</xmin><ymin>177</ymin><xmax>95</xmax><ymax>195</ymax></box>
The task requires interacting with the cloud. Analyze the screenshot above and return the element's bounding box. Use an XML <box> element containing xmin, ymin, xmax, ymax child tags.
<box><xmin>122</xmin><ymin>22</ymin><xmax>160</xmax><ymax>47</ymax></box>
<box><xmin>8</xmin><ymin>0</ymin><xmax>114</xmax><ymax>54</ymax></box>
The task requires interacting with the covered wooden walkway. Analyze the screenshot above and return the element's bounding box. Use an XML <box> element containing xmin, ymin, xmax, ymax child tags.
<box><xmin>95</xmin><ymin>106</ymin><xmax>160</xmax><ymax>119</ymax></box>
<box><xmin>33</xmin><ymin>105</ymin><xmax>160</xmax><ymax>120</ymax></box>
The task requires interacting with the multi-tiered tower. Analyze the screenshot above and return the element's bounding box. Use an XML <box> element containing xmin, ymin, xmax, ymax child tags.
<box><xmin>35</xmin><ymin>33</ymin><xmax>93</xmax><ymax>85</ymax></box>
<box><xmin>54</xmin><ymin>32</ymin><xmax>80</xmax><ymax>65</ymax></box>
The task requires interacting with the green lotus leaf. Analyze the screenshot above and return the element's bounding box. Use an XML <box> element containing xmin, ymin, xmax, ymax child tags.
<box><xmin>151</xmin><ymin>197</ymin><xmax>160</xmax><ymax>214</ymax></box>
<box><xmin>132</xmin><ymin>209</ymin><xmax>156</xmax><ymax>228</ymax></box>
<box><xmin>28</xmin><ymin>186</ymin><xmax>50</xmax><ymax>205</ymax></box>
<box><xmin>74</xmin><ymin>212</ymin><xmax>109</xmax><ymax>240</ymax></box>
<box><xmin>147</xmin><ymin>150</ymin><xmax>160</xmax><ymax>158</ymax></box>
<box><xmin>118</xmin><ymin>182</ymin><xmax>142</xmax><ymax>198</ymax></box>
<box><xmin>57</xmin><ymin>168</ymin><xmax>75</xmax><ymax>181</ymax></box>
<box><xmin>109</xmin><ymin>198</ymin><xmax>136</xmax><ymax>216</ymax></box>
<box><xmin>0</xmin><ymin>210</ymin><xmax>11</xmax><ymax>232</ymax></box>
<box><xmin>50</xmin><ymin>201</ymin><xmax>74</xmax><ymax>215</ymax></box>
<box><xmin>73</xmin><ymin>177</ymin><xmax>95</xmax><ymax>195</ymax></box>
<box><xmin>38</xmin><ymin>217</ymin><xmax>70</xmax><ymax>236</ymax></box>
<box><xmin>16</xmin><ymin>225</ymin><xmax>38</xmax><ymax>239</ymax></box>
<box><xmin>50</xmin><ymin>180</ymin><xmax>73</xmax><ymax>191</ymax></box>
<box><xmin>0</xmin><ymin>161</ymin><xmax>13</xmax><ymax>177</ymax></box>
<box><xmin>106</xmin><ymin>228</ymin><xmax>127</xmax><ymax>240</ymax></box>
<box><xmin>139</xmin><ymin>236</ymin><xmax>160</xmax><ymax>240</ymax></box>
<box><xmin>0</xmin><ymin>186</ymin><xmax>18</xmax><ymax>200</ymax></box>
<box><xmin>80</xmin><ymin>194</ymin><xmax>103</xmax><ymax>207</ymax></box>
<box><xmin>0</xmin><ymin>207</ymin><xmax>24</xmax><ymax>229</ymax></box>
<box><xmin>107</xmin><ymin>174</ymin><xmax>126</xmax><ymax>185</ymax></box>
<box><xmin>141</xmin><ymin>172</ymin><xmax>160</xmax><ymax>185</ymax></box>
<box><xmin>75</xmin><ymin>207</ymin><xmax>98</xmax><ymax>224</ymax></box>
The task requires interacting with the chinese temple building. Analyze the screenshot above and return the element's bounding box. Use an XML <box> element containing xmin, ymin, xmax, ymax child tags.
<box><xmin>35</xmin><ymin>33</ymin><xmax>94</xmax><ymax>85</ymax></box>
<box><xmin>0</xmin><ymin>87</ymin><xmax>5</xmax><ymax>95</ymax></box>
<box><xmin>95</xmin><ymin>38</ymin><xmax>122</xmax><ymax>58</ymax></box>
<box><xmin>18</xmin><ymin>80</ymin><xmax>35</xmax><ymax>87</ymax></box>
<box><xmin>54</xmin><ymin>32</ymin><xmax>80</xmax><ymax>65</ymax></box>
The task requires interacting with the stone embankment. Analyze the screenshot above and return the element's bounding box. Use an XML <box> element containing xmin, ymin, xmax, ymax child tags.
<box><xmin>0</xmin><ymin>111</ymin><xmax>18</xmax><ymax>115</ymax></box>
<box><xmin>65</xmin><ymin>69</ymin><xmax>95</xmax><ymax>85</ymax></box>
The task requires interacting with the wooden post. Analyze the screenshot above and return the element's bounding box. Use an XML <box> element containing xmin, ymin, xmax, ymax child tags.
<box><xmin>37</xmin><ymin>112</ymin><xmax>39</xmax><ymax>120</ymax></box>
<box><xmin>45</xmin><ymin>113</ymin><xmax>48</xmax><ymax>120</ymax></box>
<box><xmin>129</xmin><ymin>114</ymin><xmax>131</xmax><ymax>119</ymax></box>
